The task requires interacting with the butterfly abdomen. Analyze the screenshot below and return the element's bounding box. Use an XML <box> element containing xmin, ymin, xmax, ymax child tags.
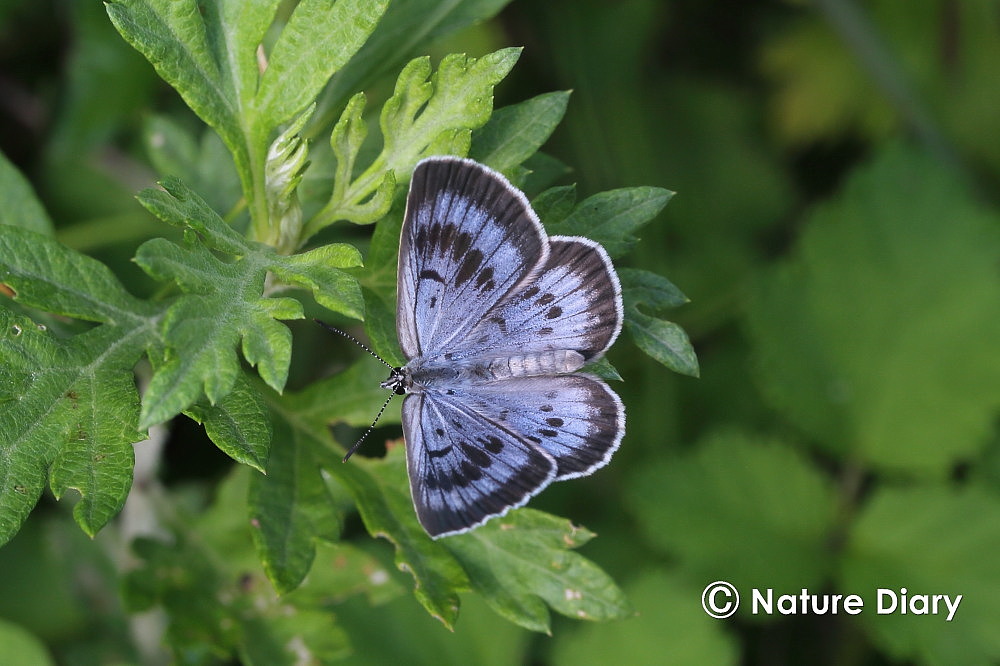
<box><xmin>485</xmin><ymin>349</ymin><xmax>585</xmax><ymax>380</ymax></box>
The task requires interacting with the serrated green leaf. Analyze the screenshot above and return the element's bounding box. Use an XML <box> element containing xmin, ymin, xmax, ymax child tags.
<box><xmin>446</xmin><ymin>508</ymin><xmax>632</xmax><ymax>633</ymax></box>
<box><xmin>0</xmin><ymin>226</ymin><xmax>151</xmax><ymax>324</ymax></box>
<box><xmin>552</xmin><ymin>187</ymin><xmax>673</xmax><ymax>258</ymax></box>
<box><xmin>256</xmin><ymin>0</ymin><xmax>387</xmax><ymax>127</ymax></box>
<box><xmin>471</xmin><ymin>91</ymin><xmax>571</xmax><ymax>173</ymax></box>
<box><xmin>842</xmin><ymin>486</ymin><xmax>1000</xmax><ymax>664</ymax></box>
<box><xmin>320</xmin><ymin>0</ymin><xmax>514</xmax><ymax>115</ymax></box>
<box><xmin>270</xmin><ymin>243</ymin><xmax>365</xmax><ymax>320</ymax></box>
<box><xmin>47</xmin><ymin>354</ymin><xmax>139</xmax><ymax>537</ymax></box>
<box><xmin>747</xmin><ymin>145</ymin><xmax>1000</xmax><ymax>473</ymax></box>
<box><xmin>627</xmin><ymin>431</ymin><xmax>837</xmax><ymax>596</ymax></box>
<box><xmin>325</xmin><ymin>448</ymin><xmax>469</xmax><ymax>628</ymax></box>
<box><xmin>134</xmin><ymin>179</ymin><xmax>364</xmax><ymax>426</ymax></box>
<box><xmin>248</xmin><ymin>415</ymin><xmax>341</xmax><ymax>594</ymax></box>
<box><xmin>307</xmin><ymin>48</ymin><xmax>520</xmax><ymax>236</ymax></box>
<box><xmin>205</xmin><ymin>0</ymin><xmax>279</xmax><ymax>110</ymax></box>
<box><xmin>551</xmin><ymin>569</ymin><xmax>738</xmax><ymax>666</ymax></box>
<box><xmin>0</xmin><ymin>310</ymin><xmax>147</xmax><ymax>545</ymax></box>
<box><xmin>0</xmin><ymin>229</ymin><xmax>156</xmax><ymax>543</ymax></box>
<box><xmin>0</xmin><ymin>152</ymin><xmax>53</xmax><ymax>235</ymax></box>
<box><xmin>105</xmin><ymin>0</ymin><xmax>243</xmax><ymax>171</ymax></box>
<box><xmin>138</xmin><ymin>177</ymin><xmax>248</xmax><ymax>255</ymax></box>
<box><xmin>620</xmin><ymin>267</ymin><xmax>698</xmax><ymax>376</ymax></box>
<box><xmin>185</xmin><ymin>372</ymin><xmax>271</xmax><ymax>472</ymax></box>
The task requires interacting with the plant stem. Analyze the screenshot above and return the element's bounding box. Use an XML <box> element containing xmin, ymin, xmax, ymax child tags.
<box><xmin>815</xmin><ymin>0</ymin><xmax>962</xmax><ymax>173</ymax></box>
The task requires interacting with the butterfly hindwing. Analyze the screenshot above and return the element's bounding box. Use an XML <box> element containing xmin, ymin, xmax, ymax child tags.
<box><xmin>462</xmin><ymin>375</ymin><xmax>625</xmax><ymax>479</ymax></box>
<box><xmin>397</xmin><ymin>157</ymin><xmax>548</xmax><ymax>360</ymax></box>
<box><xmin>402</xmin><ymin>390</ymin><xmax>557</xmax><ymax>537</ymax></box>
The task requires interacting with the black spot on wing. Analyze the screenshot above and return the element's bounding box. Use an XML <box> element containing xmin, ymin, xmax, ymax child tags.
<box><xmin>451</xmin><ymin>231</ymin><xmax>472</xmax><ymax>261</ymax></box>
<box><xmin>538</xmin><ymin>292</ymin><xmax>555</xmax><ymax>305</ymax></box>
<box><xmin>454</xmin><ymin>249</ymin><xmax>484</xmax><ymax>287</ymax></box>
<box><xmin>521</xmin><ymin>285</ymin><xmax>540</xmax><ymax>300</ymax></box>
<box><xmin>481</xmin><ymin>435</ymin><xmax>504</xmax><ymax>453</ymax></box>
<box><xmin>419</xmin><ymin>269</ymin><xmax>445</xmax><ymax>283</ymax></box>
<box><xmin>475</xmin><ymin>266</ymin><xmax>495</xmax><ymax>291</ymax></box>
<box><xmin>460</xmin><ymin>442</ymin><xmax>492</xmax><ymax>468</ymax></box>
<box><xmin>545</xmin><ymin>306</ymin><xmax>562</xmax><ymax>319</ymax></box>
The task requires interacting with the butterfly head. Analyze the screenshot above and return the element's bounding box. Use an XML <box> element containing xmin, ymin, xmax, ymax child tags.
<box><xmin>380</xmin><ymin>367</ymin><xmax>409</xmax><ymax>395</ymax></box>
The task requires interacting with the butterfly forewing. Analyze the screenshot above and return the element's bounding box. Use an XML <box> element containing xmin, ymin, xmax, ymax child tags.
<box><xmin>397</xmin><ymin>157</ymin><xmax>548</xmax><ymax>360</ymax></box>
<box><xmin>452</xmin><ymin>237</ymin><xmax>623</xmax><ymax>362</ymax></box>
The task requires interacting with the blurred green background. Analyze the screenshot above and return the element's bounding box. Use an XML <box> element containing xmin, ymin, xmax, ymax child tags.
<box><xmin>2</xmin><ymin>0</ymin><xmax>1000</xmax><ymax>664</ymax></box>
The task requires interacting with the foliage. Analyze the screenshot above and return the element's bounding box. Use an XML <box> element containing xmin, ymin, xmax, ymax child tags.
<box><xmin>2</xmin><ymin>0</ymin><xmax>999</xmax><ymax>664</ymax></box>
<box><xmin>0</xmin><ymin>0</ymin><xmax>693</xmax><ymax>663</ymax></box>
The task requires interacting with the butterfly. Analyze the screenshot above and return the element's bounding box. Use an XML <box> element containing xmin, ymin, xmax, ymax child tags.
<box><xmin>383</xmin><ymin>156</ymin><xmax>625</xmax><ymax>538</ymax></box>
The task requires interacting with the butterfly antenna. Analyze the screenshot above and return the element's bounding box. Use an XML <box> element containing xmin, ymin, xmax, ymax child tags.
<box><xmin>342</xmin><ymin>389</ymin><xmax>396</xmax><ymax>462</ymax></box>
<box><xmin>314</xmin><ymin>319</ymin><xmax>400</xmax><ymax>462</ymax></box>
<box><xmin>313</xmin><ymin>319</ymin><xmax>394</xmax><ymax>369</ymax></box>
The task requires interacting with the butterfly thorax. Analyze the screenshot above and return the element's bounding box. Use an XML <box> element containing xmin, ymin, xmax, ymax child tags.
<box><xmin>399</xmin><ymin>349</ymin><xmax>586</xmax><ymax>393</ymax></box>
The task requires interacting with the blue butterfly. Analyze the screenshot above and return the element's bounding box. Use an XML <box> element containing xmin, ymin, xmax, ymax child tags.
<box><xmin>384</xmin><ymin>156</ymin><xmax>625</xmax><ymax>538</ymax></box>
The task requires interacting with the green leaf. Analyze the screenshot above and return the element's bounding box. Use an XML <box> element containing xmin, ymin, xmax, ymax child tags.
<box><xmin>286</xmin><ymin>541</ymin><xmax>405</xmax><ymax>607</ymax></box>
<box><xmin>248</xmin><ymin>415</ymin><xmax>341</xmax><ymax>594</ymax></box>
<box><xmin>0</xmin><ymin>152</ymin><xmax>53</xmax><ymax>235</ymax></box>
<box><xmin>747</xmin><ymin>145</ymin><xmax>1000</xmax><ymax>473</ymax></box>
<box><xmin>0</xmin><ymin>310</ymin><xmax>146</xmax><ymax>544</ymax></box>
<box><xmin>134</xmin><ymin>278</ymin><xmax>296</xmax><ymax>428</ymax></box>
<box><xmin>134</xmin><ymin>178</ymin><xmax>363</xmax><ymax>427</ymax></box>
<box><xmin>122</xmin><ymin>536</ymin><xmax>236</xmax><ymax>656</ymax></box>
<box><xmin>0</xmin><ymin>619</ymin><xmax>54</xmax><ymax>666</ymax></box>
<box><xmin>551</xmin><ymin>569</ymin><xmax>738</xmax><ymax>666</ymax></box>
<box><xmin>0</xmin><ymin>226</ymin><xmax>150</xmax><ymax>324</ymax></box>
<box><xmin>445</xmin><ymin>509</ymin><xmax>632</xmax><ymax>633</ymax></box>
<box><xmin>532</xmin><ymin>184</ymin><xmax>577</xmax><ymax>226</ymax></box>
<box><xmin>184</xmin><ymin>372</ymin><xmax>271</xmax><ymax>472</ymax></box>
<box><xmin>291</xmin><ymin>358</ymin><xmax>401</xmax><ymax>429</ymax></box>
<box><xmin>327</xmin><ymin>448</ymin><xmax>470</xmax><ymax>629</ymax></box>
<box><xmin>269</xmin><ymin>243</ymin><xmax>365</xmax><ymax>319</ymax></box>
<box><xmin>620</xmin><ymin>268</ymin><xmax>698</xmax><ymax>377</ymax></box>
<box><xmin>256</xmin><ymin>0</ymin><xmax>388</xmax><ymax>127</ymax></box>
<box><xmin>105</xmin><ymin>0</ymin><xmax>243</xmax><ymax>174</ymax></box>
<box><xmin>307</xmin><ymin>48</ymin><xmax>521</xmax><ymax>236</ymax></box>
<box><xmin>552</xmin><ymin>186</ymin><xmax>673</xmax><ymax>258</ymax></box>
<box><xmin>138</xmin><ymin>176</ymin><xmax>247</xmax><ymax>254</ymax></box>
<box><xmin>471</xmin><ymin>91</ymin><xmax>571</xmax><ymax>173</ymax></box>
<box><xmin>320</xmin><ymin>0</ymin><xmax>514</xmax><ymax>113</ymax></box>
<box><xmin>0</xmin><ymin>228</ymin><xmax>157</xmax><ymax>543</ymax></box>
<box><xmin>627</xmin><ymin>431</ymin><xmax>837</xmax><ymax>596</ymax></box>
<box><xmin>841</xmin><ymin>486</ymin><xmax>1000</xmax><ymax>664</ymax></box>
